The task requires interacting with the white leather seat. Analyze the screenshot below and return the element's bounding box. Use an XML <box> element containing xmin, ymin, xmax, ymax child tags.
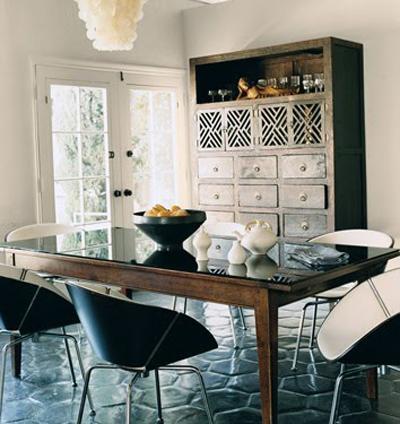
<box><xmin>5</xmin><ymin>223</ymin><xmax>77</xmax><ymax>242</ymax></box>
<box><xmin>317</xmin><ymin>268</ymin><xmax>400</xmax><ymax>424</ymax></box>
<box><xmin>291</xmin><ymin>229</ymin><xmax>394</xmax><ymax>370</ymax></box>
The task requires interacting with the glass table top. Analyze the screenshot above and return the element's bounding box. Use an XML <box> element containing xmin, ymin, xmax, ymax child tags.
<box><xmin>0</xmin><ymin>226</ymin><xmax>397</xmax><ymax>287</ymax></box>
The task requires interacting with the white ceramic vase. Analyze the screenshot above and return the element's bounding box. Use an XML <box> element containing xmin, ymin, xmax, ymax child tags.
<box><xmin>228</xmin><ymin>240</ymin><xmax>247</xmax><ymax>265</ymax></box>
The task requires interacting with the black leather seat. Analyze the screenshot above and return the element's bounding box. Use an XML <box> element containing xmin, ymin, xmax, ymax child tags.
<box><xmin>67</xmin><ymin>283</ymin><xmax>218</xmax><ymax>424</ymax></box>
<box><xmin>0</xmin><ymin>264</ymin><xmax>95</xmax><ymax>418</ymax></box>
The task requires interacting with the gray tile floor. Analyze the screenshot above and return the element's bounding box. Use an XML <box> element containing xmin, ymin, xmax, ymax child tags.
<box><xmin>1</xmin><ymin>293</ymin><xmax>400</xmax><ymax>423</ymax></box>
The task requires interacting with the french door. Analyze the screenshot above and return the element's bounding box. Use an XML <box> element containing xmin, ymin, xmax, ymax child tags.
<box><xmin>35</xmin><ymin>65</ymin><xmax>187</xmax><ymax>238</ymax></box>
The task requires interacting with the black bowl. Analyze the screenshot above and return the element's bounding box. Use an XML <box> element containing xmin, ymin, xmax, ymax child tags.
<box><xmin>133</xmin><ymin>209</ymin><xmax>206</xmax><ymax>250</ymax></box>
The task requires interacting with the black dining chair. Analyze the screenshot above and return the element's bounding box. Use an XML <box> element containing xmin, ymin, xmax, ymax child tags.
<box><xmin>317</xmin><ymin>268</ymin><xmax>400</xmax><ymax>423</ymax></box>
<box><xmin>0</xmin><ymin>263</ymin><xmax>95</xmax><ymax>418</ymax></box>
<box><xmin>67</xmin><ymin>283</ymin><xmax>218</xmax><ymax>424</ymax></box>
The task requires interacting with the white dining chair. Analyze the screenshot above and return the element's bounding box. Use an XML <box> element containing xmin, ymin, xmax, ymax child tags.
<box><xmin>5</xmin><ymin>223</ymin><xmax>77</xmax><ymax>242</ymax></box>
<box><xmin>173</xmin><ymin>221</ymin><xmax>247</xmax><ymax>348</ymax></box>
<box><xmin>291</xmin><ymin>229</ymin><xmax>394</xmax><ymax>370</ymax></box>
<box><xmin>317</xmin><ymin>268</ymin><xmax>400</xmax><ymax>423</ymax></box>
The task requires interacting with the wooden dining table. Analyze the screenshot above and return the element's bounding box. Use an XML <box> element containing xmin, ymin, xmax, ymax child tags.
<box><xmin>1</xmin><ymin>227</ymin><xmax>398</xmax><ymax>424</ymax></box>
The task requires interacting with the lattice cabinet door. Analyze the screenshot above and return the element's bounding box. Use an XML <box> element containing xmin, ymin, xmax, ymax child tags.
<box><xmin>225</xmin><ymin>106</ymin><xmax>254</xmax><ymax>151</ymax></box>
<box><xmin>196</xmin><ymin>109</ymin><xmax>225</xmax><ymax>151</ymax></box>
<box><xmin>258</xmin><ymin>104</ymin><xmax>290</xmax><ymax>148</ymax></box>
<box><xmin>291</xmin><ymin>100</ymin><xmax>325</xmax><ymax>146</ymax></box>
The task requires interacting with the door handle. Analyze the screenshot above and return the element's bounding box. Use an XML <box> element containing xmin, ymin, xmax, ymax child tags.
<box><xmin>123</xmin><ymin>189</ymin><xmax>133</xmax><ymax>197</ymax></box>
<box><xmin>113</xmin><ymin>190</ymin><xmax>122</xmax><ymax>197</ymax></box>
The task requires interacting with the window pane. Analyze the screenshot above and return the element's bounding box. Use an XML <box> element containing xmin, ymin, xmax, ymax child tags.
<box><xmin>80</xmin><ymin>87</ymin><xmax>106</xmax><ymax>132</ymax></box>
<box><xmin>130</xmin><ymin>89</ymin><xmax>177</xmax><ymax>212</ymax></box>
<box><xmin>82</xmin><ymin>134</ymin><xmax>108</xmax><ymax>177</ymax></box>
<box><xmin>52</xmin><ymin>134</ymin><xmax>79</xmax><ymax>179</ymax></box>
<box><xmin>54</xmin><ymin>180</ymin><xmax>82</xmax><ymax>225</ymax></box>
<box><xmin>51</xmin><ymin>86</ymin><xmax>78</xmax><ymax>132</ymax></box>
<box><xmin>83</xmin><ymin>178</ymin><xmax>109</xmax><ymax>223</ymax></box>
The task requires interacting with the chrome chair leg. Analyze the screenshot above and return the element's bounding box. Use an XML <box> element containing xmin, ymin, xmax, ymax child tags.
<box><xmin>77</xmin><ymin>364</ymin><xmax>119</xmax><ymax>424</ymax></box>
<box><xmin>0</xmin><ymin>334</ymin><xmax>33</xmax><ymax>418</ymax></box>
<box><xmin>329</xmin><ymin>364</ymin><xmax>377</xmax><ymax>424</ymax></box>
<box><xmin>154</xmin><ymin>369</ymin><xmax>164</xmax><ymax>424</ymax></box>
<box><xmin>309</xmin><ymin>303</ymin><xmax>319</xmax><ymax>348</ymax></box>
<box><xmin>159</xmin><ymin>365</ymin><xmax>214</xmax><ymax>424</ymax></box>
<box><xmin>292</xmin><ymin>305</ymin><xmax>307</xmax><ymax>370</ymax></box>
<box><xmin>62</xmin><ymin>327</ymin><xmax>77</xmax><ymax>387</ymax></box>
<box><xmin>183</xmin><ymin>298</ymin><xmax>188</xmax><ymax>314</ymax></box>
<box><xmin>238</xmin><ymin>307</ymin><xmax>247</xmax><ymax>331</ymax></box>
<box><xmin>41</xmin><ymin>332</ymin><xmax>96</xmax><ymax>415</ymax></box>
<box><xmin>126</xmin><ymin>373</ymin><xmax>140</xmax><ymax>424</ymax></box>
<box><xmin>172</xmin><ymin>296</ymin><xmax>178</xmax><ymax>311</ymax></box>
<box><xmin>228</xmin><ymin>305</ymin><xmax>239</xmax><ymax>349</ymax></box>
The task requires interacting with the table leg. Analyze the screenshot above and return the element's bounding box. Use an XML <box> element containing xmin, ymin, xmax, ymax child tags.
<box><xmin>255</xmin><ymin>290</ymin><xmax>279</xmax><ymax>424</ymax></box>
<box><xmin>10</xmin><ymin>336</ymin><xmax>22</xmax><ymax>379</ymax></box>
<box><xmin>366</xmin><ymin>368</ymin><xmax>378</xmax><ymax>400</ymax></box>
<box><xmin>4</xmin><ymin>254</ymin><xmax>22</xmax><ymax>379</ymax></box>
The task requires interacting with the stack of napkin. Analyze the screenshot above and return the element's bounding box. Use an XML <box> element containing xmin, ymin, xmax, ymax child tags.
<box><xmin>289</xmin><ymin>245</ymin><xmax>350</xmax><ymax>269</ymax></box>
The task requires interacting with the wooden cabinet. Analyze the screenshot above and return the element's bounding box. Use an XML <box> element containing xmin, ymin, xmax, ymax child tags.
<box><xmin>190</xmin><ymin>37</ymin><xmax>366</xmax><ymax>241</ymax></box>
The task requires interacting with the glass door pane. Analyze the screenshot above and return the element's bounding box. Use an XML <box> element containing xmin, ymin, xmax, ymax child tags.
<box><xmin>50</xmin><ymin>84</ymin><xmax>111</xmax><ymax>231</ymax></box>
<box><xmin>129</xmin><ymin>88</ymin><xmax>177</xmax><ymax>211</ymax></box>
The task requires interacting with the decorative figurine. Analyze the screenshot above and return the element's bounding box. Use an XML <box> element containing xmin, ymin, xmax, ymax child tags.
<box><xmin>193</xmin><ymin>226</ymin><xmax>212</xmax><ymax>261</ymax></box>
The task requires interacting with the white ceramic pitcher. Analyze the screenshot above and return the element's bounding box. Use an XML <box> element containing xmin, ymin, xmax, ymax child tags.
<box><xmin>241</xmin><ymin>220</ymin><xmax>277</xmax><ymax>255</ymax></box>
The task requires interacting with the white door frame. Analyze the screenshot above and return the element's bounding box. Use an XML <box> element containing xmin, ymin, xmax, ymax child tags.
<box><xmin>32</xmin><ymin>58</ymin><xmax>188</xmax><ymax>228</ymax></box>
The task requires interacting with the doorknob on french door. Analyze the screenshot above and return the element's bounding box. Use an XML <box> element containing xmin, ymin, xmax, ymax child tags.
<box><xmin>123</xmin><ymin>189</ymin><xmax>133</xmax><ymax>197</ymax></box>
<box><xmin>113</xmin><ymin>190</ymin><xmax>122</xmax><ymax>197</ymax></box>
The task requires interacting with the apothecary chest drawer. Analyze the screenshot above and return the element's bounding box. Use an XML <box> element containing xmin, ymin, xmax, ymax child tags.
<box><xmin>281</xmin><ymin>185</ymin><xmax>326</xmax><ymax>209</ymax></box>
<box><xmin>199</xmin><ymin>184</ymin><xmax>234</xmax><ymax>206</ymax></box>
<box><xmin>236</xmin><ymin>212</ymin><xmax>279</xmax><ymax>235</ymax></box>
<box><xmin>198</xmin><ymin>157</ymin><xmax>234</xmax><ymax>179</ymax></box>
<box><xmin>208</xmin><ymin>238</ymin><xmax>232</xmax><ymax>260</ymax></box>
<box><xmin>281</xmin><ymin>154</ymin><xmax>326</xmax><ymax>179</ymax></box>
<box><xmin>283</xmin><ymin>214</ymin><xmax>327</xmax><ymax>238</ymax></box>
<box><xmin>205</xmin><ymin>211</ymin><xmax>235</xmax><ymax>223</ymax></box>
<box><xmin>238</xmin><ymin>156</ymin><xmax>277</xmax><ymax>179</ymax></box>
<box><xmin>238</xmin><ymin>185</ymin><xmax>278</xmax><ymax>208</ymax></box>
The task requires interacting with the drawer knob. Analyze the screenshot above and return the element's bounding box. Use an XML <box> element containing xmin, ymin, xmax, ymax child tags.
<box><xmin>255</xmin><ymin>193</ymin><xmax>262</xmax><ymax>201</ymax></box>
<box><xmin>299</xmin><ymin>164</ymin><xmax>307</xmax><ymax>172</ymax></box>
<box><xmin>215</xmin><ymin>244</ymin><xmax>221</xmax><ymax>251</ymax></box>
<box><xmin>299</xmin><ymin>193</ymin><xmax>308</xmax><ymax>202</ymax></box>
<box><xmin>213</xmin><ymin>166</ymin><xmax>219</xmax><ymax>172</ymax></box>
<box><xmin>213</xmin><ymin>193</ymin><xmax>220</xmax><ymax>200</ymax></box>
<box><xmin>301</xmin><ymin>222</ymin><xmax>310</xmax><ymax>231</ymax></box>
<box><xmin>254</xmin><ymin>165</ymin><xmax>261</xmax><ymax>173</ymax></box>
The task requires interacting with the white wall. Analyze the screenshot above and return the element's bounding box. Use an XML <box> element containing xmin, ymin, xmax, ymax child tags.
<box><xmin>183</xmin><ymin>0</ymin><xmax>400</xmax><ymax>241</ymax></box>
<box><xmin>0</xmin><ymin>0</ymin><xmax>190</xmax><ymax>238</ymax></box>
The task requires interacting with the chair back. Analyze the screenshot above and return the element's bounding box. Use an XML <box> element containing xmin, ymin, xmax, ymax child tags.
<box><xmin>5</xmin><ymin>223</ymin><xmax>76</xmax><ymax>242</ymax></box>
<box><xmin>0</xmin><ymin>264</ymin><xmax>78</xmax><ymax>334</ymax></box>
<box><xmin>67</xmin><ymin>283</ymin><xmax>217</xmax><ymax>370</ymax></box>
<box><xmin>310</xmin><ymin>229</ymin><xmax>394</xmax><ymax>248</ymax></box>
<box><xmin>317</xmin><ymin>268</ymin><xmax>400</xmax><ymax>365</ymax></box>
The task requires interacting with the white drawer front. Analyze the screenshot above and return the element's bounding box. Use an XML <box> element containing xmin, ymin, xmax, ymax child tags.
<box><xmin>198</xmin><ymin>157</ymin><xmax>234</xmax><ymax>179</ymax></box>
<box><xmin>284</xmin><ymin>214</ymin><xmax>327</xmax><ymax>238</ymax></box>
<box><xmin>238</xmin><ymin>156</ymin><xmax>277</xmax><ymax>179</ymax></box>
<box><xmin>281</xmin><ymin>154</ymin><xmax>326</xmax><ymax>179</ymax></box>
<box><xmin>237</xmin><ymin>212</ymin><xmax>279</xmax><ymax>235</ymax></box>
<box><xmin>238</xmin><ymin>185</ymin><xmax>278</xmax><ymax>208</ymax></box>
<box><xmin>206</xmin><ymin>211</ymin><xmax>235</xmax><ymax>223</ymax></box>
<box><xmin>281</xmin><ymin>185</ymin><xmax>326</xmax><ymax>209</ymax></box>
<box><xmin>199</xmin><ymin>184</ymin><xmax>235</xmax><ymax>206</ymax></box>
<box><xmin>208</xmin><ymin>237</ymin><xmax>232</xmax><ymax>260</ymax></box>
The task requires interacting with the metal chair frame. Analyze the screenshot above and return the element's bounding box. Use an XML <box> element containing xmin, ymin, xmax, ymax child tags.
<box><xmin>77</xmin><ymin>363</ymin><xmax>214</xmax><ymax>424</ymax></box>
<box><xmin>0</xmin><ymin>329</ymin><xmax>95</xmax><ymax>418</ymax></box>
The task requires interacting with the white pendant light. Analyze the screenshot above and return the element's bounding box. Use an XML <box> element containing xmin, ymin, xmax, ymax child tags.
<box><xmin>74</xmin><ymin>0</ymin><xmax>148</xmax><ymax>51</ymax></box>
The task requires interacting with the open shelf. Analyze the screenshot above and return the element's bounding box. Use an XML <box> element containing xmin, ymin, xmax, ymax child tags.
<box><xmin>193</xmin><ymin>47</ymin><xmax>324</xmax><ymax>105</ymax></box>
